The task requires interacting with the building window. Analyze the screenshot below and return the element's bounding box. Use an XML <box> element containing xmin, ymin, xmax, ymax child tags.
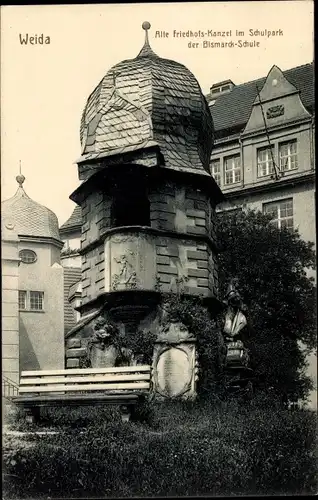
<box><xmin>19</xmin><ymin>249</ymin><xmax>37</xmax><ymax>264</ymax></box>
<box><xmin>30</xmin><ymin>291</ymin><xmax>44</xmax><ymax>310</ymax></box>
<box><xmin>18</xmin><ymin>291</ymin><xmax>27</xmax><ymax>310</ymax></box>
<box><xmin>263</xmin><ymin>198</ymin><xmax>293</xmax><ymax>230</ymax></box>
<box><xmin>210</xmin><ymin>159</ymin><xmax>221</xmax><ymax>186</ymax></box>
<box><xmin>257</xmin><ymin>146</ymin><xmax>275</xmax><ymax>177</ymax></box>
<box><xmin>279</xmin><ymin>140</ymin><xmax>298</xmax><ymax>171</ymax></box>
<box><xmin>224</xmin><ymin>155</ymin><xmax>241</xmax><ymax>185</ymax></box>
<box><xmin>18</xmin><ymin>291</ymin><xmax>44</xmax><ymax>311</ymax></box>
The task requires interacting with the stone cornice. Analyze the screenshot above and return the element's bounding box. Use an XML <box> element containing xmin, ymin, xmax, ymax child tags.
<box><xmin>18</xmin><ymin>234</ymin><xmax>64</xmax><ymax>249</ymax></box>
<box><xmin>252</xmin><ymin>89</ymin><xmax>299</xmax><ymax>106</ymax></box>
<box><xmin>80</xmin><ymin>225</ymin><xmax>221</xmax><ymax>256</ymax></box>
<box><xmin>73</xmin><ymin>288</ymin><xmax>223</xmax><ymax>320</ymax></box>
<box><xmin>222</xmin><ymin>172</ymin><xmax>315</xmax><ymax>200</ymax></box>
<box><xmin>241</xmin><ymin>115</ymin><xmax>313</xmax><ymax>140</ymax></box>
<box><xmin>71</xmin><ymin>162</ymin><xmax>224</xmax><ymax>206</ymax></box>
<box><xmin>213</xmin><ymin>115</ymin><xmax>313</xmax><ymax>147</ymax></box>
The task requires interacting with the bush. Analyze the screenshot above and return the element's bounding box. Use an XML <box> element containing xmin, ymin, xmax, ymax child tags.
<box><xmin>3</xmin><ymin>400</ymin><xmax>317</xmax><ymax>498</ymax></box>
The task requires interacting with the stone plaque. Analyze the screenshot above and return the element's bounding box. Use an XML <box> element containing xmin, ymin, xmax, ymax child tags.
<box><xmin>156</xmin><ymin>347</ymin><xmax>191</xmax><ymax>397</ymax></box>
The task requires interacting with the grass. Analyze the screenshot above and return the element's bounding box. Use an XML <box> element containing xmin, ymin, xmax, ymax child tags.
<box><xmin>3</xmin><ymin>398</ymin><xmax>318</xmax><ymax>499</ymax></box>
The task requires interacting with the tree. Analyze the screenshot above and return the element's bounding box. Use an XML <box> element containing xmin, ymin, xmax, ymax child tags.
<box><xmin>217</xmin><ymin>208</ymin><xmax>316</xmax><ymax>403</ymax></box>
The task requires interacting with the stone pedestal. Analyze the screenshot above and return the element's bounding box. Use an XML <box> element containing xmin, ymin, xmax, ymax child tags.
<box><xmin>224</xmin><ymin>340</ymin><xmax>253</xmax><ymax>398</ymax></box>
<box><xmin>89</xmin><ymin>344</ymin><xmax>118</xmax><ymax>368</ymax></box>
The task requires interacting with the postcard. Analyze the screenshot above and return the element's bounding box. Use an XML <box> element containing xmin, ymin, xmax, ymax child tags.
<box><xmin>2</xmin><ymin>2</ymin><xmax>316</xmax><ymax>499</ymax></box>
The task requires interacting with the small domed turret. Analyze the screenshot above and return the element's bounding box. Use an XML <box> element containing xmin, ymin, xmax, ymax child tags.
<box><xmin>1</xmin><ymin>175</ymin><xmax>61</xmax><ymax>241</ymax></box>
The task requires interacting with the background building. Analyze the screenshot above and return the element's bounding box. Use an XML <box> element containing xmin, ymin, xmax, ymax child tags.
<box><xmin>59</xmin><ymin>206</ymin><xmax>82</xmax><ymax>333</ymax></box>
<box><xmin>205</xmin><ymin>62</ymin><xmax>316</xmax><ymax>408</ymax></box>
<box><xmin>1</xmin><ymin>175</ymin><xmax>65</xmax><ymax>382</ymax></box>
<box><xmin>206</xmin><ymin>63</ymin><xmax>315</xmax><ymax>247</ymax></box>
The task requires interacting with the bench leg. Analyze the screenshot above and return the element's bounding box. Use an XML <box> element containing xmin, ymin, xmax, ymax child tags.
<box><xmin>24</xmin><ymin>407</ymin><xmax>40</xmax><ymax>425</ymax></box>
<box><xmin>24</xmin><ymin>408</ymin><xmax>35</xmax><ymax>424</ymax></box>
<box><xmin>119</xmin><ymin>405</ymin><xmax>131</xmax><ymax>423</ymax></box>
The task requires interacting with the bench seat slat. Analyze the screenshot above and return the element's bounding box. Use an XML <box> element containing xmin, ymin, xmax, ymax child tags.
<box><xmin>21</xmin><ymin>365</ymin><xmax>150</xmax><ymax>377</ymax></box>
<box><xmin>12</xmin><ymin>393</ymin><xmax>140</xmax><ymax>405</ymax></box>
<box><xmin>20</xmin><ymin>374</ymin><xmax>150</xmax><ymax>385</ymax></box>
<box><xmin>19</xmin><ymin>382</ymin><xmax>150</xmax><ymax>393</ymax></box>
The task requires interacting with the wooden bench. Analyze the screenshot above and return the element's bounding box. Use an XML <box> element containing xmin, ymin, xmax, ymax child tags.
<box><xmin>11</xmin><ymin>365</ymin><xmax>151</xmax><ymax>423</ymax></box>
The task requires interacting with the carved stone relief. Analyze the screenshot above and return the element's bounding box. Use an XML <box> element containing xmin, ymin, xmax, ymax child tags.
<box><xmin>266</xmin><ymin>105</ymin><xmax>284</xmax><ymax>119</ymax></box>
<box><xmin>112</xmin><ymin>251</ymin><xmax>138</xmax><ymax>290</ymax></box>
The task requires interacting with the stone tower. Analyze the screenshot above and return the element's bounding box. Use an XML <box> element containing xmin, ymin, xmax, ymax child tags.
<box><xmin>66</xmin><ymin>23</ymin><xmax>224</xmax><ymax>397</ymax></box>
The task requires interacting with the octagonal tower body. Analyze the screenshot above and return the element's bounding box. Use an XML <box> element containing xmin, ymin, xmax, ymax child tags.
<box><xmin>69</xmin><ymin>26</ymin><xmax>224</xmax><ymax>344</ymax></box>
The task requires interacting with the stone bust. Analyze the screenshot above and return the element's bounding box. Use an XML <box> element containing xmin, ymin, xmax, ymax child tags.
<box><xmin>223</xmin><ymin>278</ymin><xmax>248</xmax><ymax>341</ymax></box>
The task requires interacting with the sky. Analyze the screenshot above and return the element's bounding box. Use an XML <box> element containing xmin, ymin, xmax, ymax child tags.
<box><xmin>1</xmin><ymin>1</ymin><xmax>314</xmax><ymax>226</ymax></box>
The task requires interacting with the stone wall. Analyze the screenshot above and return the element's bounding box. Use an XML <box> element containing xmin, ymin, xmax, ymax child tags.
<box><xmin>149</xmin><ymin>181</ymin><xmax>217</xmax><ymax>240</ymax></box>
<box><xmin>2</xmin><ymin>225</ymin><xmax>20</xmax><ymax>384</ymax></box>
<box><xmin>78</xmin><ymin>178</ymin><xmax>219</xmax><ymax>307</ymax></box>
<box><xmin>81</xmin><ymin>191</ymin><xmax>112</xmax><ymax>249</ymax></box>
<box><xmin>65</xmin><ymin>337</ymin><xmax>87</xmax><ymax>368</ymax></box>
<box><xmin>155</xmin><ymin>238</ymin><xmax>218</xmax><ymax>297</ymax></box>
<box><xmin>81</xmin><ymin>244</ymin><xmax>105</xmax><ymax>304</ymax></box>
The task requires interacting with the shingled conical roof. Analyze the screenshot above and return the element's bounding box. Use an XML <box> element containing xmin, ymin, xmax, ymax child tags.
<box><xmin>1</xmin><ymin>175</ymin><xmax>61</xmax><ymax>241</ymax></box>
<box><xmin>79</xmin><ymin>22</ymin><xmax>214</xmax><ymax>176</ymax></box>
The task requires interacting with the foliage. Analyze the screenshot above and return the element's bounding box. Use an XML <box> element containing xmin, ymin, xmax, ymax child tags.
<box><xmin>3</xmin><ymin>401</ymin><xmax>317</xmax><ymax>499</ymax></box>
<box><xmin>158</xmin><ymin>293</ymin><xmax>226</xmax><ymax>398</ymax></box>
<box><xmin>8</xmin><ymin>405</ymin><xmax>122</xmax><ymax>432</ymax></box>
<box><xmin>117</xmin><ymin>328</ymin><xmax>157</xmax><ymax>365</ymax></box>
<box><xmin>217</xmin><ymin>208</ymin><xmax>316</xmax><ymax>403</ymax></box>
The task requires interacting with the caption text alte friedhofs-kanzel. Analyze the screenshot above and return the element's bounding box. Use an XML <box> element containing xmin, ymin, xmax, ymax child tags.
<box><xmin>155</xmin><ymin>29</ymin><xmax>284</xmax><ymax>38</ymax></box>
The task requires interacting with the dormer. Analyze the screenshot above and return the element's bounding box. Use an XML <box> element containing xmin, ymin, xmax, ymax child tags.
<box><xmin>209</xmin><ymin>79</ymin><xmax>235</xmax><ymax>100</ymax></box>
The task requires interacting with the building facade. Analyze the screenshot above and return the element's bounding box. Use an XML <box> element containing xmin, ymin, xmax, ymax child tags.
<box><xmin>1</xmin><ymin>175</ymin><xmax>65</xmax><ymax>381</ymax></box>
<box><xmin>206</xmin><ymin>63</ymin><xmax>315</xmax><ymax>246</ymax></box>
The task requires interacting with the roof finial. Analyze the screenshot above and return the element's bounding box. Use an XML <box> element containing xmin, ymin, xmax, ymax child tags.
<box><xmin>137</xmin><ymin>21</ymin><xmax>157</xmax><ymax>58</ymax></box>
<box><xmin>142</xmin><ymin>21</ymin><xmax>151</xmax><ymax>46</ymax></box>
<box><xmin>16</xmin><ymin>160</ymin><xmax>25</xmax><ymax>187</ymax></box>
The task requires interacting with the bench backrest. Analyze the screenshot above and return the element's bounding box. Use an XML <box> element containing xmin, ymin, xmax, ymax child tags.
<box><xmin>19</xmin><ymin>365</ymin><xmax>151</xmax><ymax>395</ymax></box>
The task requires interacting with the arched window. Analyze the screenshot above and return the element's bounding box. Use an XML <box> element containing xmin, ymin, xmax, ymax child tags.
<box><xmin>19</xmin><ymin>249</ymin><xmax>37</xmax><ymax>264</ymax></box>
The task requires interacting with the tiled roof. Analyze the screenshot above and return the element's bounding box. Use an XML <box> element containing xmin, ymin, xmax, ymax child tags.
<box><xmin>79</xmin><ymin>36</ymin><xmax>213</xmax><ymax>176</ymax></box>
<box><xmin>60</xmin><ymin>205</ymin><xmax>82</xmax><ymax>233</ymax></box>
<box><xmin>63</xmin><ymin>267</ymin><xmax>81</xmax><ymax>334</ymax></box>
<box><xmin>1</xmin><ymin>186</ymin><xmax>61</xmax><ymax>241</ymax></box>
<box><xmin>208</xmin><ymin>63</ymin><xmax>314</xmax><ymax>138</ymax></box>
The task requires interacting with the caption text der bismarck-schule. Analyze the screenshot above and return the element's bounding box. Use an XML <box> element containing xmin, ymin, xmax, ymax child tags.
<box><xmin>155</xmin><ymin>29</ymin><xmax>284</xmax><ymax>48</ymax></box>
